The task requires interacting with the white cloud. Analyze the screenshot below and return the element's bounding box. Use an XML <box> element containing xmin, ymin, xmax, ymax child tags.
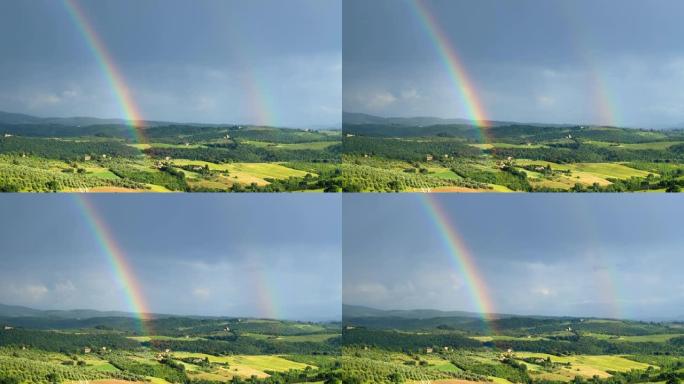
<box><xmin>365</xmin><ymin>90</ymin><xmax>398</xmax><ymax>109</ymax></box>
<box><xmin>192</xmin><ymin>287</ymin><xmax>211</xmax><ymax>300</ymax></box>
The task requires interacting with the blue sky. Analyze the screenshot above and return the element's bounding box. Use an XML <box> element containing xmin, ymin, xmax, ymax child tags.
<box><xmin>344</xmin><ymin>0</ymin><xmax>684</xmax><ymax>128</ymax></box>
<box><xmin>0</xmin><ymin>0</ymin><xmax>341</xmax><ymax>128</ymax></box>
<box><xmin>343</xmin><ymin>194</ymin><xmax>684</xmax><ymax>320</ymax></box>
<box><xmin>0</xmin><ymin>195</ymin><xmax>341</xmax><ymax>321</ymax></box>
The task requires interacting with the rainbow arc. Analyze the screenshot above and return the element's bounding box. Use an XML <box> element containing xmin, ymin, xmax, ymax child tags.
<box><xmin>408</xmin><ymin>0</ymin><xmax>491</xmax><ymax>141</ymax></box>
<box><xmin>62</xmin><ymin>0</ymin><xmax>146</xmax><ymax>143</ymax></box>
<box><xmin>419</xmin><ymin>194</ymin><xmax>497</xmax><ymax>334</ymax></box>
<box><xmin>72</xmin><ymin>195</ymin><xmax>151</xmax><ymax>334</ymax></box>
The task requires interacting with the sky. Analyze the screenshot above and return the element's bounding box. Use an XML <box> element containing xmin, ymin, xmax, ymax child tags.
<box><xmin>344</xmin><ymin>0</ymin><xmax>684</xmax><ymax>128</ymax></box>
<box><xmin>343</xmin><ymin>194</ymin><xmax>684</xmax><ymax>321</ymax></box>
<box><xmin>0</xmin><ymin>0</ymin><xmax>341</xmax><ymax>128</ymax></box>
<box><xmin>0</xmin><ymin>195</ymin><xmax>341</xmax><ymax>321</ymax></box>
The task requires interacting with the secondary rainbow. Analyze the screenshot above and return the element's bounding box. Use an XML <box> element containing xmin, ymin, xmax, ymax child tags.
<box><xmin>241</xmin><ymin>70</ymin><xmax>277</xmax><ymax>128</ymax></box>
<box><xmin>568</xmin><ymin>200</ymin><xmax>623</xmax><ymax>319</ymax></box>
<box><xmin>560</xmin><ymin>4</ymin><xmax>620</xmax><ymax>127</ymax></box>
<box><xmin>250</xmin><ymin>260</ymin><xmax>279</xmax><ymax>319</ymax></box>
<box><xmin>408</xmin><ymin>0</ymin><xmax>491</xmax><ymax>134</ymax></box>
<box><xmin>419</xmin><ymin>194</ymin><xmax>497</xmax><ymax>333</ymax></box>
<box><xmin>62</xmin><ymin>0</ymin><xmax>146</xmax><ymax>142</ymax></box>
<box><xmin>72</xmin><ymin>195</ymin><xmax>152</xmax><ymax>334</ymax></box>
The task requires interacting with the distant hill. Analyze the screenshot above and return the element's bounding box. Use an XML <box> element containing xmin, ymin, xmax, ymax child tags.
<box><xmin>0</xmin><ymin>303</ymin><xmax>151</xmax><ymax>320</ymax></box>
<box><xmin>0</xmin><ymin>111</ymin><xmax>175</xmax><ymax>128</ymax></box>
<box><xmin>0</xmin><ymin>110</ymin><xmax>339</xmax><ymax>130</ymax></box>
<box><xmin>343</xmin><ymin>112</ymin><xmax>482</xmax><ymax>127</ymax></box>
<box><xmin>343</xmin><ymin>111</ymin><xmax>580</xmax><ymax>128</ymax></box>
<box><xmin>343</xmin><ymin>304</ymin><xmax>501</xmax><ymax>320</ymax></box>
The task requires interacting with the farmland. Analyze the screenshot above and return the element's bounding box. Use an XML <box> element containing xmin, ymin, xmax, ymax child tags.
<box><xmin>341</xmin><ymin>112</ymin><xmax>684</xmax><ymax>192</ymax></box>
<box><xmin>0</xmin><ymin>314</ymin><xmax>341</xmax><ymax>384</ymax></box>
<box><xmin>341</xmin><ymin>305</ymin><xmax>684</xmax><ymax>383</ymax></box>
<box><xmin>0</xmin><ymin>116</ymin><xmax>341</xmax><ymax>192</ymax></box>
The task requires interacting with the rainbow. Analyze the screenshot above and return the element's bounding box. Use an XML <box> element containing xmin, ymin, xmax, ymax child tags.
<box><xmin>568</xmin><ymin>201</ymin><xmax>623</xmax><ymax>319</ymax></box>
<box><xmin>72</xmin><ymin>195</ymin><xmax>152</xmax><ymax>334</ymax></box>
<box><xmin>588</xmin><ymin>71</ymin><xmax>617</xmax><ymax>127</ymax></box>
<box><xmin>408</xmin><ymin>0</ymin><xmax>490</xmax><ymax>136</ymax></box>
<box><xmin>560</xmin><ymin>4</ymin><xmax>619</xmax><ymax>127</ymax></box>
<box><xmin>62</xmin><ymin>0</ymin><xmax>146</xmax><ymax>143</ymax></box>
<box><xmin>419</xmin><ymin>194</ymin><xmax>496</xmax><ymax>333</ymax></box>
<box><xmin>241</xmin><ymin>70</ymin><xmax>277</xmax><ymax>128</ymax></box>
<box><xmin>250</xmin><ymin>260</ymin><xmax>279</xmax><ymax>319</ymax></box>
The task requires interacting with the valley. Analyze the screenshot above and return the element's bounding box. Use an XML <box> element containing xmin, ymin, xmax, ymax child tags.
<box><xmin>0</xmin><ymin>307</ymin><xmax>341</xmax><ymax>384</ymax></box>
<box><xmin>0</xmin><ymin>113</ymin><xmax>341</xmax><ymax>192</ymax></box>
<box><xmin>341</xmin><ymin>305</ymin><xmax>684</xmax><ymax>384</ymax></box>
<box><xmin>342</xmin><ymin>113</ymin><xmax>684</xmax><ymax>192</ymax></box>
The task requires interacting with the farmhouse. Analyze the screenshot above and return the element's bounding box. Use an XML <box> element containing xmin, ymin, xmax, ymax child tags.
<box><xmin>84</xmin><ymin>155</ymin><xmax>91</xmax><ymax>161</ymax></box>
<box><xmin>83</xmin><ymin>347</ymin><xmax>91</xmax><ymax>354</ymax></box>
<box><xmin>3</xmin><ymin>325</ymin><xmax>13</xmax><ymax>330</ymax></box>
<box><xmin>425</xmin><ymin>347</ymin><xmax>433</xmax><ymax>353</ymax></box>
<box><xmin>426</xmin><ymin>154</ymin><xmax>433</xmax><ymax>161</ymax></box>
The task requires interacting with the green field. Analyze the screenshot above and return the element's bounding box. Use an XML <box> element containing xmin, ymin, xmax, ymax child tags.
<box><xmin>0</xmin><ymin>316</ymin><xmax>341</xmax><ymax>384</ymax></box>
<box><xmin>0</xmin><ymin>123</ymin><xmax>340</xmax><ymax>192</ymax></box>
<box><xmin>342</xmin><ymin>309</ymin><xmax>684</xmax><ymax>383</ymax></box>
<box><xmin>342</xmin><ymin>118</ymin><xmax>684</xmax><ymax>192</ymax></box>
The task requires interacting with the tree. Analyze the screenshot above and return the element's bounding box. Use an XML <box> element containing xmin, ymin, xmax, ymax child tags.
<box><xmin>45</xmin><ymin>373</ymin><xmax>59</xmax><ymax>384</ymax></box>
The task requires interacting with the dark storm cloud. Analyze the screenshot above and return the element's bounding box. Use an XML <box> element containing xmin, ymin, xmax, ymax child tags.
<box><xmin>344</xmin><ymin>0</ymin><xmax>684</xmax><ymax>127</ymax></box>
<box><xmin>0</xmin><ymin>195</ymin><xmax>341</xmax><ymax>321</ymax></box>
<box><xmin>343</xmin><ymin>194</ymin><xmax>684</xmax><ymax>320</ymax></box>
<box><xmin>0</xmin><ymin>0</ymin><xmax>341</xmax><ymax>127</ymax></box>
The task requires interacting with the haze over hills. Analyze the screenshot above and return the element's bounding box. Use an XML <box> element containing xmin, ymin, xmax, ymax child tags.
<box><xmin>342</xmin><ymin>112</ymin><xmax>684</xmax><ymax>129</ymax></box>
<box><xmin>343</xmin><ymin>304</ymin><xmax>684</xmax><ymax>323</ymax></box>
<box><xmin>342</xmin><ymin>112</ymin><xmax>589</xmax><ymax>128</ymax></box>
<box><xmin>0</xmin><ymin>111</ymin><xmax>342</xmax><ymax>130</ymax></box>
<box><xmin>0</xmin><ymin>111</ymin><xmax>176</xmax><ymax>128</ymax></box>
<box><xmin>343</xmin><ymin>304</ymin><xmax>513</xmax><ymax>320</ymax></box>
<box><xmin>0</xmin><ymin>303</ymin><xmax>167</xmax><ymax>320</ymax></box>
<box><xmin>0</xmin><ymin>303</ymin><xmax>341</xmax><ymax>324</ymax></box>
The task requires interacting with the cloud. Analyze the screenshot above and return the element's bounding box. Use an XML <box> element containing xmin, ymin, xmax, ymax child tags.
<box><xmin>192</xmin><ymin>287</ymin><xmax>211</xmax><ymax>300</ymax></box>
<box><xmin>400</xmin><ymin>89</ymin><xmax>420</xmax><ymax>100</ymax></box>
<box><xmin>54</xmin><ymin>280</ymin><xmax>76</xmax><ymax>294</ymax></box>
<box><xmin>365</xmin><ymin>90</ymin><xmax>398</xmax><ymax>109</ymax></box>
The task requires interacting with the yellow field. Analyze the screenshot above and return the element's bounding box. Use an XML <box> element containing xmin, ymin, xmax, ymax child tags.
<box><xmin>584</xmin><ymin>333</ymin><xmax>684</xmax><ymax>342</ymax></box>
<box><xmin>516</xmin><ymin>160</ymin><xmax>653</xmax><ymax>180</ymax></box>
<box><xmin>515</xmin><ymin>160</ymin><xmax>654</xmax><ymax>189</ymax></box>
<box><xmin>171</xmin><ymin>352</ymin><xmax>312</xmax><ymax>379</ymax></box>
<box><xmin>241</xmin><ymin>140</ymin><xmax>339</xmax><ymax>150</ymax></box>
<box><xmin>408</xmin><ymin>380</ymin><xmax>491</xmax><ymax>384</ymax></box>
<box><xmin>171</xmin><ymin>160</ymin><xmax>312</xmax><ymax>186</ymax></box>
<box><xmin>241</xmin><ymin>332</ymin><xmax>339</xmax><ymax>342</ymax></box>
<box><xmin>515</xmin><ymin>352</ymin><xmax>654</xmax><ymax>379</ymax></box>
